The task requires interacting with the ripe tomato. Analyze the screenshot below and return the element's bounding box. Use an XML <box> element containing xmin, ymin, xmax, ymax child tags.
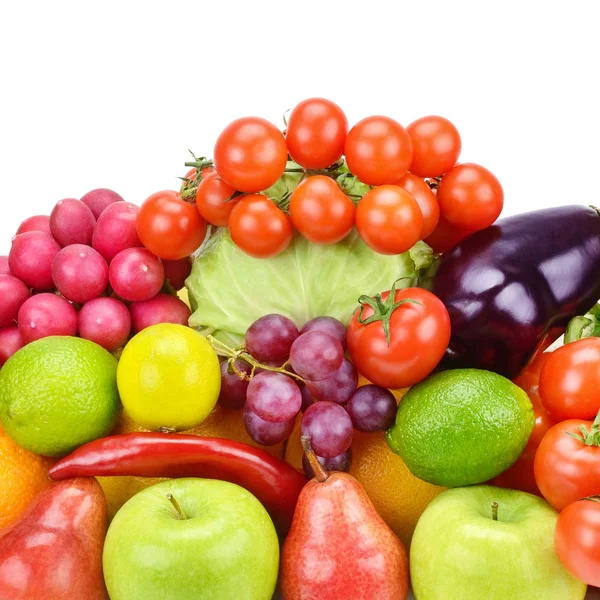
<box><xmin>228</xmin><ymin>194</ymin><xmax>293</xmax><ymax>258</ymax></box>
<box><xmin>534</xmin><ymin>414</ymin><xmax>600</xmax><ymax>510</ymax></box>
<box><xmin>347</xmin><ymin>286</ymin><xmax>451</xmax><ymax>389</ymax></box>
<box><xmin>286</xmin><ymin>98</ymin><xmax>348</xmax><ymax>170</ymax></box>
<box><xmin>539</xmin><ymin>338</ymin><xmax>600</xmax><ymax>421</ymax></box>
<box><xmin>344</xmin><ymin>116</ymin><xmax>413</xmax><ymax>185</ymax></box>
<box><xmin>137</xmin><ymin>191</ymin><xmax>207</xmax><ymax>260</ymax></box>
<box><xmin>424</xmin><ymin>214</ymin><xmax>473</xmax><ymax>253</ymax></box>
<box><xmin>356</xmin><ymin>185</ymin><xmax>423</xmax><ymax>255</ymax></box>
<box><xmin>195</xmin><ymin>172</ymin><xmax>239</xmax><ymax>227</ymax></box>
<box><xmin>406</xmin><ymin>116</ymin><xmax>461</xmax><ymax>178</ymax></box>
<box><xmin>555</xmin><ymin>498</ymin><xmax>600</xmax><ymax>587</ymax></box>
<box><xmin>289</xmin><ymin>176</ymin><xmax>355</xmax><ymax>244</ymax></box>
<box><xmin>395</xmin><ymin>173</ymin><xmax>440</xmax><ymax>239</ymax></box>
<box><xmin>214</xmin><ymin>117</ymin><xmax>288</xmax><ymax>193</ymax></box>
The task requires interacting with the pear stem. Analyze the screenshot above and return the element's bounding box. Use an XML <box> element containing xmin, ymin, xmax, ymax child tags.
<box><xmin>301</xmin><ymin>435</ymin><xmax>329</xmax><ymax>483</ymax></box>
<box><xmin>491</xmin><ymin>501</ymin><xmax>499</xmax><ymax>521</ymax></box>
<box><xmin>167</xmin><ymin>493</ymin><xmax>187</xmax><ymax>520</ymax></box>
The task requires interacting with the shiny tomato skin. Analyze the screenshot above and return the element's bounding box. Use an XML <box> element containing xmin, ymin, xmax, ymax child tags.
<box><xmin>344</xmin><ymin>116</ymin><xmax>413</xmax><ymax>185</ymax></box>
<box><xmin>137</xmin><ymin>191</ymin><xmax>207</xmax><ymax>260</ymax></box>
<box><xmin>347</xmin><ymin>287</ymin><xmax>450</xmax><ymax>389</ymax></box>
<box><xmin>395</xmin><ymin>173</ymin><xmax>440</xmax><ymax>239</ymax></box>
<box><xmin>228</xmin><ymin>194</ymin><xmax>292</xmax><ymax>259</ymax></box>
<box><xmin>195</xmin><ymin>172</ymin><xmax>239</xmax><ymax>227</ymax></box>
<box><xmin>286</xmin><ymin>98</ymin><xmax>348</xmax><ymax>170</ymax></box>
<box><xmin>214</xmin><ymin>117</ymin><xmax>288</xmax><ymax>193</ymax></box>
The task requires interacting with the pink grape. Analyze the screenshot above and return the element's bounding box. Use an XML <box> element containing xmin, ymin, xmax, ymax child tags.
<box><xmin>301</xmin><ymin>401</ymin><xmax>353</xmax><ymax>458</ymax></box>
<box><xmin>0</xmin><ymin>275</ymin><xmax>30</xmax><ymax>327</ymax></box>
<box><xmin>300</xmin><ymin>316</ymin><xmax>347</xmax><ymax>350</ymax></box>
<box><xmin>302</xmin><ymin>448</ymin><xmax>352</xmax><ymax>478</ymax></box>
<box><xmin>347</xmin><ymin>385</ymin><xmax>397</xmax><ymax>432</ymax></box>
<box><xmin>290</xmin><ymin>331</ymin><xmax>344</xmax><ymax>381</ymax></box>
<box><xmin>243</xmin><ymin>403</ymin><xmax>296</xmax><ymax>446</ymax></box>
<box><xmin>78</xmin><ymin>297</ymin><xmax>131</xmax><ymax>352</ymax></box>
<box><xmin>9</xmin><ymin>232</ymin><xmax>61</xmax><ymax>290</ymax></box>
<box><xmin>162</xmin><ymin>257</ymin><xmax>192</xmax><ymax>291</ymax></box>
<box><xmin>50</xmin><ymin>199</ymin><xmax>96</xmax><ymax>247</ymax></box>
<box><xmin>18</xmin><ymin>293</ymin><xmax>77</xmax><ymax>343</ymax></box>
<box><xmin>16</xmin><ymin>215</ymin><xmax>52</xmax><ymax>236</ymax></box>
<box><xmin>218</xmin><ymin>360</ymin><xmax>251</xmax><ymax>410</ymax></box>
<box><xmin>306</xmin><ymin>358</ymin><xmax>358</xmax><ymax>404</ymax></box>
<box><xmin>129</xmin><ymin>293</ymin><xmax>191</xmax><ymax>333</ymax></box>
<box><xmin>80</xmin><ymin>188</ymin><xmax>124</xmax><ymax>219</ymax></box>
<box><xmin>109</xmin><ymin>248</ymin><xmax>164</xmax><ymax>303</ymax></box>
<box><xmin>246</xmin><ymin>372</ymin><xmax>302</xmax><ymax>422</ymax></box>
<box><xmin>300</xmin><ymin>383</ymin><xmax>315</xmax><ymax>412</ymax></box>
<box><xmin>92</xmin><ymin>202</ymin><xmax>142</xmax><ymax>263</ymax></box>
<box><xmin>0</xmin><ymin>256</ymin><xmax>10</xmax><ymax>276</ymax></box>
<box><xmin>52</xmin><ymin>244</ymin><xmax>109</xmax><ymax>303</ymax></box>
<box><xmin>245</xmin><ymin>314</ymin><xmax>299</xmax><ymax>363</ymax></box>
<box><xmin>0</xmin><ymin>326</ymin><xmax>25</xmax><ymax>366</ymax></box>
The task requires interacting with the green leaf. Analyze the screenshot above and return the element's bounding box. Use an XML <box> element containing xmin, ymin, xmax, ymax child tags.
<box><xmin>565</xmin><ymin>303</ymin><xmax>600</xmax><ymax>343</ymax></box>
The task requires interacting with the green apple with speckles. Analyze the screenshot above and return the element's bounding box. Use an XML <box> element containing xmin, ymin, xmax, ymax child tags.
<box><xmin>410</xmin><ymin>486</ymin><xmax>586</xmax><ymax>600</ymax></box>
<box><xmin>102</xmin><ymin>478</ymin><xmax>279</xmax><ymax>600</ymax></box>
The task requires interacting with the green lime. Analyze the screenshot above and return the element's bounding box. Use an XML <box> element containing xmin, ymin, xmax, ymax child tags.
<box><xmin>0</xmin><ymin>336</ymin><xmax>120</xmax><ymax>457</ymax></box>
<box><xmin>386</xmin><ymin>369</ymin><xmax>534</xmax><ymax>487</ymax></box>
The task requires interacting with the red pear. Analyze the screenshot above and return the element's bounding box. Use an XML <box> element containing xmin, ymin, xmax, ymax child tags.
<box><xmin>0</xmin><ymin>477</ymin><xmax>108</xmax><ymax>600</ymax></box>
<box><xmin>281</xmin><ymin>436</ymin><xmax>409</xmax><ymax>599</ymax></box>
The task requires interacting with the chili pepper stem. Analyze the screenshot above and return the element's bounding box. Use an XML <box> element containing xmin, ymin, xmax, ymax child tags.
<box><xmin>491</xmin><ymin>501</ymin><xmax>499</xmax><ymax>521</ymax></box>
<box><xmin>167</xmin><ymin>493</ymin><xmax>187</xmax><ymax>520</ymax></box>
<box><xmin>301</xmin><ymin>435</ymin><xmax>329</xmax><ymax>483</ymax></box>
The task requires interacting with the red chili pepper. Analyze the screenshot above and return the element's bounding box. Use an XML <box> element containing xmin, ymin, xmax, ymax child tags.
<box><xmin>49</xmin><ymin>433</ymin><xmax>306</xmax><ymax>534</ymax></box>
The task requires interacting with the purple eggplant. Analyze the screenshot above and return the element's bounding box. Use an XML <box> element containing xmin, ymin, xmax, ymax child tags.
<box><xmin>431</xmin><ymin>205</ymin><xmax>600</xmax><ymax>378</ymax></box>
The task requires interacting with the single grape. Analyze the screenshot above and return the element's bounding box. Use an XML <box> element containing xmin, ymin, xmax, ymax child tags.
<box><xmin>246</xmin><ymin>372</ymin><xmax>302</xmax><ymax>422</ymax></box>
<box><xmin>245</xmin><ymin>314</ymin><xmax>299</xmax><ymax>363</ymax></box>
<box><xmin>78</xmin><ymin>297</ymin><xmax>131</xmax><ymax>352</ymax></box>
<box><xmin>9</xmin><ymin>232</ymin><xmax>61</xmax><ymax>290</ymax></box>
<box><xmin>0</xmin><ymin>275</ymin><xmax>30</xmax><ymax>328</ymax></box>
<box><xmin>92</xmin><ymin>202</ymin><xmax>142</xmax><ymax>263</ymax></box>
<box><xmin>162</xmin><ymin>257</ymin><xmax>192</xmax><ymax>291</ymax></box>
<box><xmin>50</xmin><ymin>198</ymin><xmax>96</xmax><ymax>247</ymax></box>
<box><xmin>301</xmin><ymin>401</ymin><xmax>353</xmax><ymax>458</ymax></box>
<box><xmin>16</xmin><ymin>215</ymin><xmax>52</xmax><ymax>236</ymax></box>
<box><xmin>109</xmin><ymin>247</ymin><xmax>164</xmax><ymax>302</ymax></box>
<box><xmin>347</xmin><ymin>385</ymin><xmax>397</xmax><ymax>432</ymax></box>
<box><xmin>0</xmin><ymin>326</ymin><xmax>25</xmax><ymax>366</ymax></box>
<box><xmin>129</xmin><ymin>293</ymin><xmax>191</xmax><ymax>333</ymax></box>
<box><xmin>302</xmin><ymin>448</ymin><xmax>352</xmax><ymax>478</ymax></box>
<box><xmin>52</xmin><ymin>244</ymin><xmax>109</xmax><ymax>303</ymax></box>
<box><xmin>290</xmin><ymin>331</ymin><xmax>344</xmax><ymax>381</ymax></box>
<box><xmin>243</xmin><ymin>403</ymin><xmax>296</xmax><ymax>446</ymax></box>
<box><xmin>218</xmin><ymin>360</ymin><xmax>251</xmax><ymax>410</ymax></box>
<box><xmin>18</xmin><ymin>293</ymin><xmax>77</xmax><ymax>343</ymax></box>
<box><xmin>300</xmin><ymin>382</ymin><xmax>314</xmax><ymax>412</ymax></box>
<box><xmin>80</xmin><ymin>188</ymin><xmax>124</xmax><ymax>219</ymax></box>
<box><xmin>0</xmin><ymin>256</ymin><xmax>10</xmax><ymax>276</ymax></box>
<box><xmin>300</xmin><ymin>316</ymin><xmax>347</xmax><ymax>350</ymax></box>
<box><xmin>307</xmin><ymin>358</ymin><xmax>358</xmax><ymax>404</ymax></box>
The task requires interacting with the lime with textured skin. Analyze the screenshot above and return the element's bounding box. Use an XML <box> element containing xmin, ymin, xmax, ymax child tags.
<box><xmin>0</xmin><ymin>336</ymin><xmax>120</xmax><ymax>457</ymax></box>
<box><xmin>386</xmin><ymin>369</ymin><xmax>534</xmax><ymax>487</ymax></box>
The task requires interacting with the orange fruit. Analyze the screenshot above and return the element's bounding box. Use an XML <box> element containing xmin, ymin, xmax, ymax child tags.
<box><xmin>0</xmin><ymin>425</ymin><xmax>54</xmax><ymax>532</ymax></box>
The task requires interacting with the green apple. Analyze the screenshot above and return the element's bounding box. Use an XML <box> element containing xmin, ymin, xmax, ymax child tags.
<box><xmin>102</xmin><ymin>478</ymin><xmax>279</xmax><ymax>600</ymax></box>
<box><xmin>410</xmin><ymin>485</ymin><xmax>586</xmax><ymax>600</ymax></box>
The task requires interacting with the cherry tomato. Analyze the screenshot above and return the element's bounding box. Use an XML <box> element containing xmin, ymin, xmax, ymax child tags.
<box><xmin>425</xmin><ymin>214</ymin><xmax>473</xmax><ymax>253</ymax></box>
<box><xmin>555</xmin><ymin>498</ymin><xmax>600</xmax><ymax>588</ymax></box>
<box><xmin>289</xmin><ymin>176</ymin><xmax>355</xmax><ymax>245</ymax></box>
<box><xmin>228</xmin><ymin>194</ymin><xmax>292</xmax><ymax>258</ymax></box>
<box><xmin>344</xmin><ymin>116</ymin><xmax>413</xmax><ymax>185</ymax></box>
<box><xmin>137</xmin><ymin>191</ymin><xmax>207</xmax><ymax>260</ymax></box>
<box><xmin>437</xmin><ymin>163</ymin><xmax>504</xmax><ymax>230</ymax></box>
<box><xmin>406</xmin><ymin>116</ymin><xmax>461</xmax><ymax>178</ymax></box>
<box><xmin>195</xmin><ymin>172</ymin><xmax>239</xmax><ymax>227</ymax></box>
<box><xmin>286</xmin><ymin>98</ymin><xmax>348</xmax><ymax>170</ymax></box>
<box><xmin>347</xmin><ymin>286</ymin><xmax>451</xmax><ymax>389</ymax></box>
<box><xmin>539</xmin><ymin>338</ymin><xmax>600</xmax><ymax>421</ymax></box>
<box><xmin>534</xmin><ymin>414</ymin><xmax>600</xmax><ymax>510</ymax></box>
<box><xmin>356</xmin><ymin>185</ymin><xmax>423</xmax><ymax>255</ymax></box>
<box><xmin>395</xmin><ymin>173</ymin><xmax>440</xmax><ymax>239</ymax></box>
<box><xmin>214</xmin><ymin>117</ymin><xmax>288</xmax><ymax>193</ymax></box>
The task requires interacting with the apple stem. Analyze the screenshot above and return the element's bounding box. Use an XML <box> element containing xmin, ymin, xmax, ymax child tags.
<box><xmin>301</xmin><ymin>435</ymin><xmax>329</xmax><ymax>483</ymax></box>
<box><xmin>491</xmin><ymin>501</ymin><xmax>499</xmax><ymax>521</ymax></box>
<box><xmin>167</xmin><ymin>493</ymin><xmax>187</xmax><ymax>520</ymax></box>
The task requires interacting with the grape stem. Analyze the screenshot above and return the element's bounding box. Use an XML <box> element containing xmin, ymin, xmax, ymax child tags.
<box><xmin>207</xmin><ymin>335</ymin><xmax>306</xmax><ymax>384</ymax></box>
<box><xmin>301</xmin><ymin>435</ymin><xmax>329</xmax><ymax>483</ymax></box>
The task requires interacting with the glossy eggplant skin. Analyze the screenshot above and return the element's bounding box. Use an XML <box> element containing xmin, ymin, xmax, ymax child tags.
<box><xmin>431</xmin><ymin>205</ymin><xmax>600</xmax><ymax>379</ymax></box>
